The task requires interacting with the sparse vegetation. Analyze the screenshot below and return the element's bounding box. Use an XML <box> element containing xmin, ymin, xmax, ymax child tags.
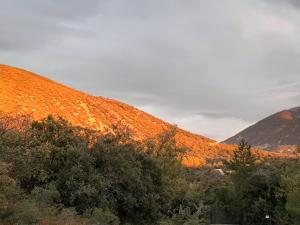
<box><xmin>0</xmin><ymin>115</ymin><xmax>299</xmax><ymax>225</ymax></box>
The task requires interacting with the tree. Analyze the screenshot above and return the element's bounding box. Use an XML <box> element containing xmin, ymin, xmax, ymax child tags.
<box><xmin>296</xmin><ymin>140</ymin><xmax>300</xmax><ymax>156</ymax></box>
<box><xmin>225</xmin><ymin>141</ymin><xmax>292</xmax><ymax>225</ymax></box>
<box><xmin>281</xmin><ymin>159</ymin><xmax>300</xmax><ymax>224</ymax></box>
<box><xmin>159</xmin><ymin>203</ymin><xmax>209</xmax><ymax>225</ymax></box>
<box><xmin>90</xmin><ymin>128</ymin><xmax>186</xmax><ymax>225</ymax></box>
<box><xmin>226</xmin><ymin>140</ymin><xmax>257</xmax><ymax>172</ymax></box>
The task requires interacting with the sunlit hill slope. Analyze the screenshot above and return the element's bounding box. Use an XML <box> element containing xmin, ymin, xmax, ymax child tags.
<box><xmin>0</xmin><ymin>65</ymin><xmax>280</xmax><ymax>166</ymax></box>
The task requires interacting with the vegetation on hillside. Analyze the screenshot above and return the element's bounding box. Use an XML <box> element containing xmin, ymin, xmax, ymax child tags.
<box><xmin>1</xmin><ymin>64</ymin><xmax>232</xmax><ymax>168</ymax></box>
<box><xmin>0</xmin><ymin>115</ymin><xmax>299</xmax><ymax>225</ymax></box>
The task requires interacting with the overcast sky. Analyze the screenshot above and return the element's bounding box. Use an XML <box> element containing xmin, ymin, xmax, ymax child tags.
<box><xmin>1</xmin><ymin>0</ymin><xmax>300</xmax><ymax>141</ymax></box>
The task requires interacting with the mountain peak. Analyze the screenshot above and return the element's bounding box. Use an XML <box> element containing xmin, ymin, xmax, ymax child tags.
<box><xmin>278</xmin><ymin>110</ymin><xmax>295</xmax><ymax>120</ymax></box>
<box><xmin>224</xmin><ymin>106</ymin><xmax>300</xmax><ymax>151</ymax></box>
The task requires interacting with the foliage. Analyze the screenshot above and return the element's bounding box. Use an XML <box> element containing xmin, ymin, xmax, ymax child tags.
<box><xmin>0</xmin><ymin>115</ymin><xmax>298</xmax><ymax>225</ymax></box>
<box><xmin>225</xmin><ymin>141</ymin><xmax>293</xmax><ymax>225</ymax></box>
<box><xmin>225</xmin><ymin>139</ymin><xmax>257</xmax><ymax>174</ymax></box>
<box><xmin>281</xmin><ymin>158</ymin><xmax>300</xmax><ymax>224</ymax></box>
<box><xmin>0</xmin><ymin>115</ymin><xmax>190</xmax><ymax>225</ymax></box>
<box><xmin>88</xmin><ymin>208</ymin><xmax>120</xmax><ymax>225</ymax></box>
<box><xmin>159</xmin><ymin>203</ymin><xmax>208</xmax><ymax>225</ymax></box>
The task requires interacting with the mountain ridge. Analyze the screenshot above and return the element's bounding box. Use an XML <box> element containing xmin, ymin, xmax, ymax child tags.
<box><xmin>224</xmin><ymin>107</ymin><xmax>300</xmax><ymax>152</ymax></box>
<box><xmin>1</xmin><ymin>64</ymin><xmax>241</xmax><ymax>166</ymax></box>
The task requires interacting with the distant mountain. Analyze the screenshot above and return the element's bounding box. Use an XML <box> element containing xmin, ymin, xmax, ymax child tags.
<box><xmin>224</xmin><ymin>107</ymin><xmax>300</xmax><ymax>151</ymax></box>
<box><xmin>1</xmin><ymin>64</ymin><xmax>244</xmax><ymax>167</ymax></box>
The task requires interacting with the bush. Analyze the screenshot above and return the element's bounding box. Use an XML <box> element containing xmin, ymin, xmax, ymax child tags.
<box><xmin>159</xmin><ymin>203</ymin><xmax>208</xmax><ymax>225</ymax></box>
<box><xmin>88</xmin><ymin>208</ymin><xmax>120</xmax><ymax>225</ymax></box>
<box><xmin>0</xmin><ymin>115</ymin><xmax>297</xmax><ymax>225</ymax></box>
<box><xmin>0</xmin><ymin>115</ymin><xmax>188</xmax><ymax>225</ymax></box>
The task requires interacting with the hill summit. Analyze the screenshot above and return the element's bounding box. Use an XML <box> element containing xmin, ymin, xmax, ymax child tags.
<box><xmin>224</xmin><ymin>107</ymin><xmax>300</xmax><ymax>151</ymax></box>
<box><xmin>0</xmin><ymin>64</ymin><xmax>239</xmax><ymax>166</ymax></box>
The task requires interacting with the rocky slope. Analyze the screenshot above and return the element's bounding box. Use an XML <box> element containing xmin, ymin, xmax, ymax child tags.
<box><xmin>1</xmin><ymin>64</ymin><xmax>283</xmax><ymax>165</ymax></box>
<box><xmin>224</xmin><ymin>107</ymin><xmax>300</xmax><ymax>152</ymax></box>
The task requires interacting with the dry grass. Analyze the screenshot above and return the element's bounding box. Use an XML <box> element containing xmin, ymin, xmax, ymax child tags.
<box><xmin>0</xmin><ymin>64</ymin><xmax>289</xmax><ymax>167</ymax></box>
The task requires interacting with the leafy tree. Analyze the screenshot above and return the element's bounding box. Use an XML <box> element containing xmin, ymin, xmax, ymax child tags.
<box><xmin>226</xmin><ymin>140</ymin><xmax>257</xmax><ymax>173</ymax></box>
<box><xmin>225</xmin><ymin>141</ymin><xmax>292</xmax><ymax>225</ymax></box>
<box><xmin>29</xmin><ymin>115</ymin><xmax>85</xmax><ymax>148</ymax></box>
<box><xmin>91</xmin><ymin>128</ymin><xmax>186</xmax><ymax>225</ymax></box>
<box><xmin>88</xmin><ymin>208</ymin><xmax>120</xmax><ymax>225</ymax></box>
<box><xmin>159</xmin><ymin>203</ymin><xmax>208</xmax><ymax>225</ymax></box>
<box><xmin>281</xmin><ymin>159</ymin><xmax>300</xmax><ymax>224</ymax></box>
<box><xmin>1</xmin><ymin>114</ymin><xmax>296</xmax><ymax>225</ymax></box>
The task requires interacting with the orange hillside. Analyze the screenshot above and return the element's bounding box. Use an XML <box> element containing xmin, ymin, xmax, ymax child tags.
<box><xmin>0</xmin><ymin>64</ymin><xmax>281</xmax><ymax>166</ymax></box>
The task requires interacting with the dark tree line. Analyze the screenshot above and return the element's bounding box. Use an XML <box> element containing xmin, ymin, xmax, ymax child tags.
<box><xmin>0</xmin><ymin>115</ymin><xmax>299</xmax><ymax>225</ymax></box>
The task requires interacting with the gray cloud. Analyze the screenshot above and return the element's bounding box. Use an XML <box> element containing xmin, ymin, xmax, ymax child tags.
<box><xmin>0</xmin><ymin>0</ymin><xmax>100</xmax><ymax>51</ymax></box>
<box><xmin>1</xmin><ymin>0</ymin><xmax>300</xmax><ymax>140</ymax></box>
<box><xmin>266</xmin><ymin>0</ymin><xmax>300</xmax><ymax>8</ymax></box>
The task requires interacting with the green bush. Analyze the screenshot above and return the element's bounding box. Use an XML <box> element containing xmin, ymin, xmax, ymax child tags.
<box><xmin>0</xmin><ymin>115</ymin><xmax>298</xmax><ymax>225</ymax></box>
<box><xmin>159</xmin><ymin>203</ymin><xmax>208</xmax><ymax>225</ymax></box>
<box><xmin>88</xmin><ymin>208</ymin><xmax>120</xmax><ymax>225</ymax></box>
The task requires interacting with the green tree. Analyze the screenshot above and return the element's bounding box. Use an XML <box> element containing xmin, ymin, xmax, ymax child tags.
<box><xmin>159</xmin><ymin>203</ymin><xmax>208</xmax><ymax>225</ymax></box>
<box><xmin>225</xmin><ymin>141</ymin><xmax>292</xmax><ymax>225</ymax></box>
<box><xmin>281</xmin><ymin>159</ymin><xmax>300</xmax><ymax>224</ymax></box>
<box><xmin>91</xmin><ymin>128</ymin><xmax>186</xmax><ymax>225</ymax></box>
<box><xmin>226</xmin><ymin>140</ymin><xmax>257</xmax><ymax>173</ymax></box>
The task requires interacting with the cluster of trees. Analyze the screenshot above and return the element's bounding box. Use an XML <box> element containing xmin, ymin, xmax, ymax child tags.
<box><xmin>0</xmin><ymin>115</ymin><xmax>299</xmax><ymax>225</ymax></box>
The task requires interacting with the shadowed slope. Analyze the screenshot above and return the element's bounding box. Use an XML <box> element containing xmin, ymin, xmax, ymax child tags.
<box><xmin>224</xmin><ymin>107</ymin><xmax>300</xmax><ymax>151</ymax></box>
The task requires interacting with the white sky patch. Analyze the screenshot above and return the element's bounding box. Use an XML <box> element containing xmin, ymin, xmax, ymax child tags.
<box><xmin>264</xmin><ymin>81</ymin><xmax>300</xmax><ymax>92</ymax></box>
<box><xmin>139</xmin><ymin>104</ymin><xmax>252</xmax><ymax>141</ymax></box>
<box><xmin>262</xmin><ymin>85</ymin><xmax>300</xmax><ymax>106</ymax></box>
<box><xmin>171</xmin><ymin>115</ymin><xmax>252</xmax><ymax>142</ymax></box>
<box><xmin>241</xmin><ymin>11</ymin><xmax>299</xmax><ymax>41</ymax></box>
<box><xmin>271</xmin><ymin>91</ymin><xmax>299</xmax><ymax>101</ymax></box>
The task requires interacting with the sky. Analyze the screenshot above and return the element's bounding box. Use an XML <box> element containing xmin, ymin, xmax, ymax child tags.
<box><xmin>1</xmin><ymin>0</ymin><xmax>300</xmax><ymax>141</ymax></box>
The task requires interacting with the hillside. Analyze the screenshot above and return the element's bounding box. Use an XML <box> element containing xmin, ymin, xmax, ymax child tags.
<box><xmin>224</xmin><ymin>107</ymin><xmax>300</xmax><ymax>151</ymax></box>
<box><xmin>1</xmin><ymin>64</ymin><xmax>283</xmax><ymax>166</ymax></box>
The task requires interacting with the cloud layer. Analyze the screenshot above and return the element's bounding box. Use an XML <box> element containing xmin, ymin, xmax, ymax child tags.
<box><xmin>1</xmin><ymin>0</ymin><xmax>300</xmax><ymax>140</ymax></box>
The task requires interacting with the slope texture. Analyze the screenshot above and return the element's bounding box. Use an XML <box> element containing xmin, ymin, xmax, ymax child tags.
<box><xmin>1</xmin><ymin>65</ymin><xmax>280</xmax><ymax>165</ymax></box>
<box><xmin>225</xmin><ymin>107</ymin><xmax>300</xmax><ymax>151</ymax></box>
